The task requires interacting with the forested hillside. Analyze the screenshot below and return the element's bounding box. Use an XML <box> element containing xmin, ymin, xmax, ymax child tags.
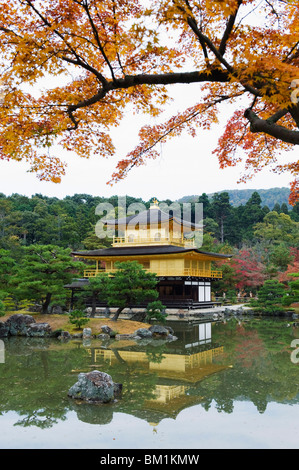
<box><xmin>179</xmin><ymin>187</ymin><xmax>291</xmax><ymax>209</ymax></box>
<box><xmin>0</xmin><ymin>189</ymin><xmax>298</xmax><ymax>310</ymax></box>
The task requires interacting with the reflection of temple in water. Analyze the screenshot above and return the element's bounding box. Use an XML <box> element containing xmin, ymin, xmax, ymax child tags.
<box><xmin>87</xmin><ymin>322</ymin><xmax>229</xmax><ymax>419</ymax></box>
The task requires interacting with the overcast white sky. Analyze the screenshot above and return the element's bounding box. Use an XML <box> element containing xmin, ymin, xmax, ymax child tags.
<box><xmin>0</xmin><ymin>83</ymin><xmax>295</xmax><ymax>201</ymax></box>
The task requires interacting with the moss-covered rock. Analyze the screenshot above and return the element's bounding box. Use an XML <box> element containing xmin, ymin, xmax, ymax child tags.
<box><xmin>68</xmin><ymin>370</ymin><xmax>122</xmax><ymax>403</ymax></box>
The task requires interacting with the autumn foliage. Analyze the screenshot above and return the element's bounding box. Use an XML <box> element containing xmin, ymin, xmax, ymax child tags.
<box><xmin>230</xmin><ymin>248</ymin><xmax>267</xmax><ymax>290</ymax></box>
<box><xmin>278</xmin><ymin>248</ymin><xmax>299</xmax><ymax>283</ymax></box>
<box><xmin>0</xmin><ymin>1</ymin><xmax>298</xmax><ymax>201</ymax></box>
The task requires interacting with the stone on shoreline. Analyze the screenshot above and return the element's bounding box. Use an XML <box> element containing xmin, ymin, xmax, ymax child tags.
<box><xmin>0</xmin><ymin>321</ymin><xmax>9</xmax><ymax>337</ymax></box>
<box><xmin>2</xmin><ymin>314</ymin><xmax>53</xmax><ymax>337</ymax></box>
<box><xmin>97</xmin><ymin>333</ymin><xmax>110</xmax><ymax>340</ymax></box>
<box><xmin>27</xmin><ymin>322</ymin><xmax>52</xmax><ymax>337</ymax></box>
<box><xmin>57</xmin><ymin>331</ymin><xmax>72</xmax><ymax>341</ymax></box>
<box><xmin>134</xmin><ymin>328</ymin><xmax>152</xmax><ymax>338</ymax></box>
<box><xmin>83</xmin><ymin>327</ymin><xmax>92</xmax><ymax>339</ymax></box>
<box><xmin>5</xmin><ymin>314</ymin><xmax>36</xmax><ymax>336</ymax></box>
<box><xmin>148</xmin><ymin>325</ymin><xmax>169</xmax><ymax>336</ymax></box>
<box><xmin>101</xmin><ymin>325</ymin><xmax>114</xmax><ymax>336</ymax></box>
<box><xmin>0</xmin><ymin>314</ymin><xmax>178</xmax><ymax>343</ymax></box>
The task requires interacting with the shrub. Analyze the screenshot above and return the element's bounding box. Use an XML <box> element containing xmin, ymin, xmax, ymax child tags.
<box><xmin>146</xmin><ymin>301</ymin><xmax>167</xmax><ymax>323</ymax></box>
<box><xmin>69</xmin><ymin>310</ymin><xmax>90</xmax><ymax>329</ymax></box>
<box><xmin>0</xmin><ymin>300</ymin><xmax>5</xmax><ymax>317</ymax></box>
<box><xmin>250</xmin><ymin>280</ymin><xmax>286</xmax><ymax>315</ymax></box>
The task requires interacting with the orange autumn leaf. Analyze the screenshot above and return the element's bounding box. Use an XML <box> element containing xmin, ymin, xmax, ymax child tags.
<box><xmin>0</xmin><ymin>0</ymin><xmax>298</xmax><ymax>202</ymax></box>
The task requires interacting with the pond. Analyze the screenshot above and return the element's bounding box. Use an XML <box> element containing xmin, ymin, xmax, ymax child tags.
<box><xmin>1</xmin><ymin>316</ymin><xmax>299</xmax><ymax>450</ymax></box>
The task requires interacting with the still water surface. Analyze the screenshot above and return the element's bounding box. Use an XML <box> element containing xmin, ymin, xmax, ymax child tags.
<box><xmin>1</xmin><ymin>317</ymin><xmax>299</xmax><ymax>449</ymax></box>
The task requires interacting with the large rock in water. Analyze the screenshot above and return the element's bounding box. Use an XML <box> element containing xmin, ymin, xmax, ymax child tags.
<box><xmin>148</xmin><ymin>325</ymin><xmax>169</xmax><ymax>336</ymax></box>
<box><xmin>134</xmin><ymin>328</ymin><xmax>152</xmax><ymax>338</ymax></box>
<box><xmin>27</xmin><ymin>322</ymin><xmax>52</xmax><ymax>337</ymax></box>
<box><xmin>68</xmin><ymin>370</ymin><xmax>122</xmax><ymax>403</ymax></box>
<box><xmin>5</xmin><ymin>314</ymin><xmax>36</xmax><ymax>336</ymax></box>
<box><xmin>0</xmin><ymin>321</ymin><xmax>9</xmax><ymax>337</ymax></box>
<box><xmin>4</xmin><ymin>314</ymin><xmax>52</xmax><ymax>337</ymax></box>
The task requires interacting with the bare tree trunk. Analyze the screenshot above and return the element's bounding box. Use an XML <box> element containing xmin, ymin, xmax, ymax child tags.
<box><xmin>42</xmin><ymin>292</ymin><xmax>52</xmax><ymax>314</ymax></box>
<box><xmin>91</xmin><ymin>293</ymin><xmax>97</xmax><ymax>317</ymax></box>
<box><xmin>111</xmin><ymin>306</ymin><xmax>124</xmax><ymax>321</ymax></box>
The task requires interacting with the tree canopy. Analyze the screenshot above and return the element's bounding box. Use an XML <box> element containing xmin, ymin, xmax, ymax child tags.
<box><xmin>105</xmin><ymin>261</ymin><xmax>159</xmax><ymax>321</ymax></box>
<box><xmin>0</xmin><ymin>191</ymin><xmax>299</xmax><ymax>307</ymax></box>
<box><xmin>0</xmin><ymin>0</ymin><xmax>298</xmax><ymax>202</ymax></box>
<box><xmin>9</xmin><ymin>244</ymin><xmax>84</xmax><ymax>313</ymax></box>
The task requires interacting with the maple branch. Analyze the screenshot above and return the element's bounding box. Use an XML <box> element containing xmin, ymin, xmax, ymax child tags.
<box><xmin>187</xmin><ymin>17</ymin><xmax>233</xmax><ymax>73</ymax></box>
<box><xmin>112</xmin><ymin>0</ymin><xmax>126</xmax><ymax>77</ymax></box>
<box><xmin>116</xmin><ymin>69</ymin><xmax>229</xmax><ymax>87</ymax></box>
<box><xmin>80</xmin><ymin>0</ymin><xmax>116</xmax><ymax>81</ymax></box>
<box><xmin>61</xmin><ymin>55</ymin><xmax>107</xmax><ymax>85</ymax></box>
<box><xmin>266</xmin><ymin>108</ymin><xmax>288</xmax><ymax>124</ymax></box>
<box><xmin>185</xmin><ymin>15</ymin><xmax>261</xmax><ymax>98</ymax></box>
<box><xmin>111</xmin><ymin>93</ymin><xmax>243</xmax><ymax>181</ymax></box>
<box><xmin>218</xmin><ymin>1</ymin><xmax>242</xmax><ymax>56</ymax></box>
<box><xmin>67</xmin><ymin>109</ymin><xmax>80</xmax><ymax>130</ymax></box>
<box><xmin>285</xmin><ymin>41</ymin><xmax>299</xmax><ymax>63</ymax></box>
<box><xmin>0</xmin><ymin>26</ymin><xmax>22</xmax><ymax>38</ymax></box>
<box><xmin>65</xmin><ymin>69</ymin><xmax>230</xmax><ymax>114</ymax></box>
<box><xmin>244</xmin><ymin>108</ymin><xmax>299</xmax><ymax>145</ymax></box>
<box><xmin>22</xmin><ymin>0</ymin><xmax>107</xmax><ymax>85</ymax></box>
<box><xmin>289</xmin><ymin>103</ymin><xmax>299</xmax><ymax>128</ymax></box>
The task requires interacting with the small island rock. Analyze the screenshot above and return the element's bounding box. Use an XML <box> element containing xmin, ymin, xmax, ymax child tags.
<box><xmin>148</xmin><ymin>325</ymin><xmax>169</xmax><ymax>336</ymax></box>
<box><xmin>68</xmin><ymin>370</ymin><xmax>122</xmax><ymax>403</ymax></box>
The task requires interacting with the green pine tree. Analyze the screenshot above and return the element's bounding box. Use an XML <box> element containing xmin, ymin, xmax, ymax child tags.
<box><xmin>283</xmin><ymin>274</ymin><xmax>299</xmax><ymax>307</ymax></box>
<box><xmin>82</xmin><ymin>272</ymin><xmax>110</xmax><ymax>316</ymax></box>
<box><xmin>106</xmin><ymin>261</ymin><xmax>159</xmax><ymax>321</ymax></box>
<box><xmin>250</xmin><ymin>280</ymin><xmax>286</xmax><ymax>315</ymax></box>
<box><xmin>10</xmin><ymin>245</ymin><xmax>84</xmax><ymax>313</ymax></box>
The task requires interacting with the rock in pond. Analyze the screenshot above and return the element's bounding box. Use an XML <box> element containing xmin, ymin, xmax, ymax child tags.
<box><xmin>68</xmin><ymin>370</ymin><xmax>122</xmax><ymax>403</ymax></box>
<box><xmin>148</xmin><ymin>325</ymin><xmax>169</xmax><ymax>337</ymax></box>
<box><xmin>97</xmin><ymin>333</ymin><xmax>110</xmax><ymax>340</ymax></box>
<box><xmin>57</xmin><ymin>331</ymin><xmax>72</xmax><ymax>341</ymax></box>
<box><xmin>3</xmin><ymin>314</ymin><xmax>53</xmax><ymax>337</ymax></box>
<box><xmin>0</xmin><ymin>321</ymin><xmax>9</xmax><ymax>337</ymax></box>
<box><xmin>27</xmin><ymin>322</ymin><xmax>52</xmax><ymax>337</ymax></box>
<box><xmin>5</xmin><ymin>314</ymin><xmax>36</xmax><ymax>336</ymax></box>
<box><xmin>101</xmin><ymin>325</ymin><xmax>113</xmax><ymax>336</ymax></box>
<box><xmin>134</xmin><ymin>328</ymin><xmax>152</xmax><ymax>338</ymax></box>
<box><xmin>83</xmin><ymin>327</ymin><xmax>92</xmax><ymax>339</ymax></box>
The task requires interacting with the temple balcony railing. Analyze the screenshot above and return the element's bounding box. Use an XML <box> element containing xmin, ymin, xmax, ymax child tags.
<box><xmin>84</xmin><ymin>269</ymin><xmax>104</xmax><ymax>278</ymax></box>
<box><xmin>183</xmin><ymin>268</ymin><xmax>222</xmax><ymax>278</ymax></box>
<box><xmin>112</xmin><ymin>236</ymin><xmax>195</xmax><ymax>248</ymax></box>
<box><xmin>84</xmin><ymin>267</ymin><xmax>222</xmax><ymax>279</ymax></box>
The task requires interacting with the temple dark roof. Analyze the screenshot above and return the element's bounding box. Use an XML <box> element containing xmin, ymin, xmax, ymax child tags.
<box><xmin>72</xmin><ymin>245</ymin><xmax>231</xmax><ymax>258</ymax></box>
<box><xmin>102</xmin><ymin>206</ymin><xmax>202</xmax><ymax>231</ymax></box>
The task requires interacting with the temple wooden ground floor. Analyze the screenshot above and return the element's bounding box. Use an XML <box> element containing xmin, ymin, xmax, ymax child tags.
<box><xmin>65</xmin><ymin>276</ymin><xmax>220</xmax><ymax>310</ymax></box>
